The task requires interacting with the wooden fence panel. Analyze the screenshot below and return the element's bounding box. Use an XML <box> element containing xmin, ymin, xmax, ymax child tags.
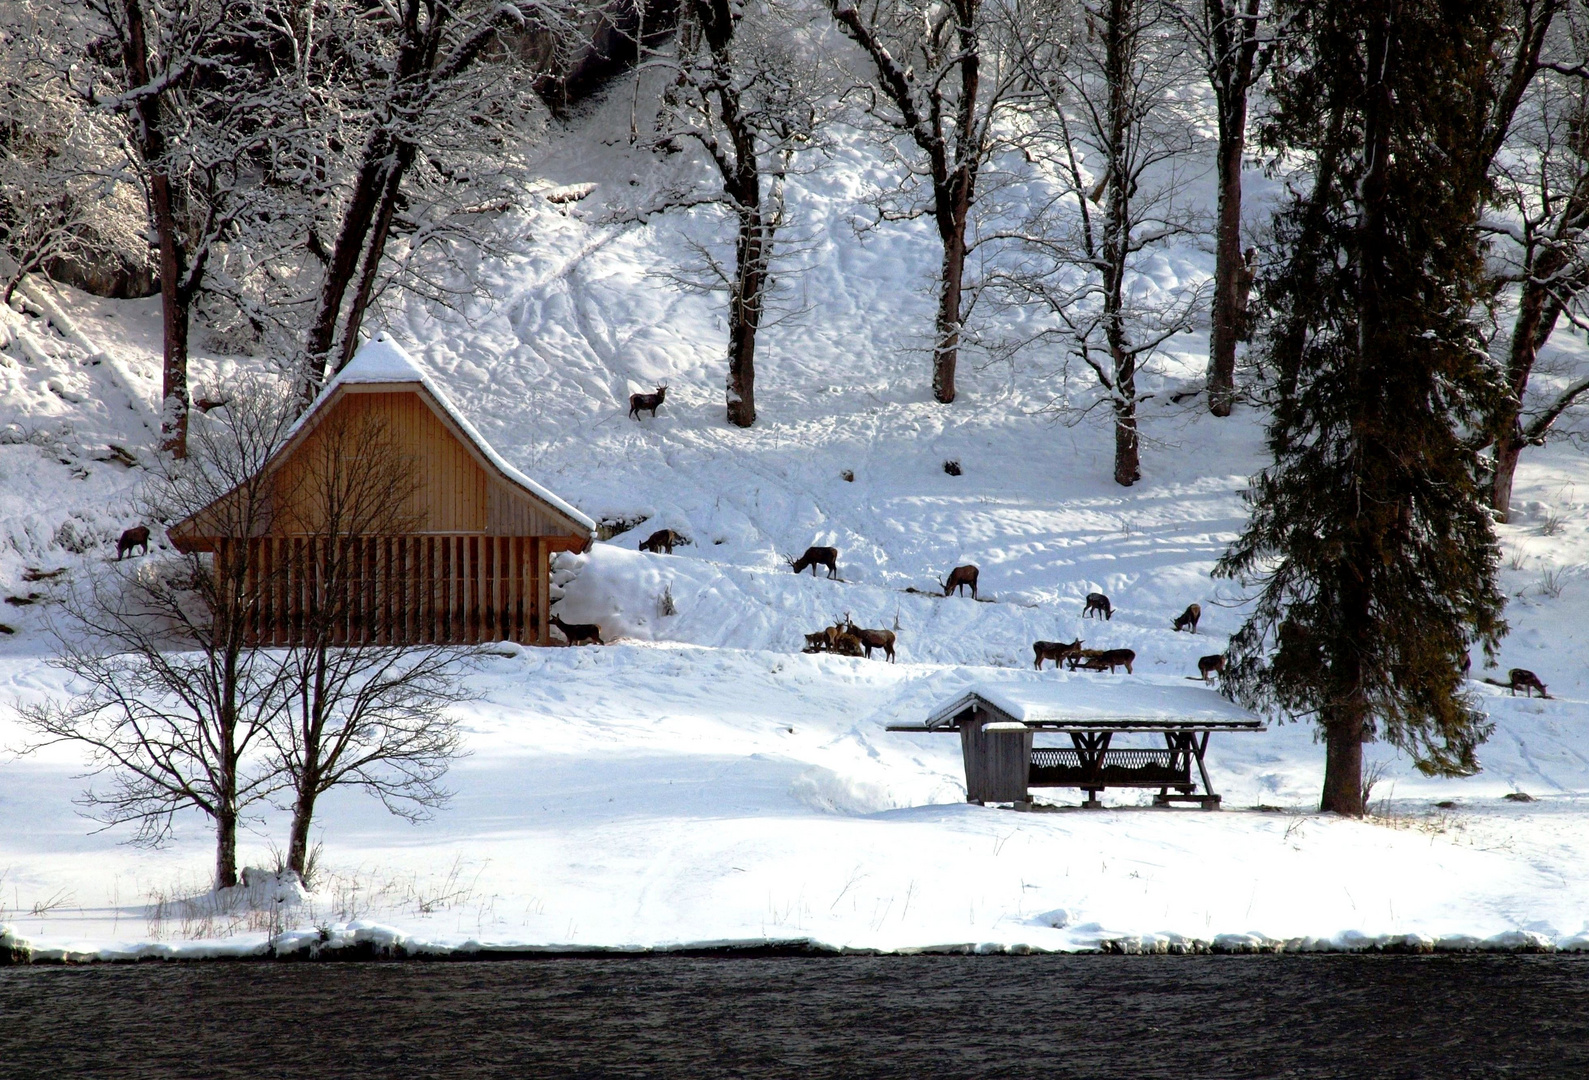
<box><xmin>228</xmin><ymin>533</ymin><xmax>559</xmax><ymax>647</ymax></box>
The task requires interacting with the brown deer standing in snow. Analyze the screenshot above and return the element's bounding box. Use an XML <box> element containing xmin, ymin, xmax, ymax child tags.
<box><xmin>116</xmin><ymin>525</ymin><xmax>151</xmax><ymax>560</ymax></box>
<box><xmin>1172</xmin><ymin>603</ymin><xmax>1201</xmax><ymax>633</ymax></box>
<box><xmin>788</xmin><ymin>546</ymin><xmax>839</xmax><ymax>578</ymax></box>
<box><xmin>1033</xmin><ymin>639</ymin><xmax>1083</xmax><ymax>671</ymax></box>
<box><xmin>842</xmin><ymin>615</ymin><xmax>896</xmax><ymax>662</ymax></box>
<box><xmin>639</xmin><ymin>528</ymin><xmax>688</xmax><ymax>554</ymax></box>
<box><xmin>550</xmin><ymin>614</ymin><xmax>604</xmax><ymax>646</ymax></box>
<box><xmin>1485</xmin><ymin>669</ymin><xmax>1550</xmax><ymax>698</ymax></box>
<box><xmin>1083</xmin><ymin>592</ymin><xmax>1113</xmax><ymax>620</ymax></box>
<box><xmin>942</xmin><ymin>564</ymin><xmax>979</xmax><ymax>599</ymax></box>
<box><xmin>628</xmin><ymin>385</ymin><xmax>668</xmax><ymax>420</ymax></box>
<box><xmin>1190</xmin><ymin>654</ymin><xmax>1224</xmax><ymax>682</ymax></box>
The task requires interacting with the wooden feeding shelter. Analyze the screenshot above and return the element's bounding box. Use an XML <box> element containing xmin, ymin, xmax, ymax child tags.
<box><xmin>170</xmin><ymin>334</ymin><xmax>595</xmax><ymax>646</ymax></box>
<box><xmin>888</xmin><ymin>676</ymin><xmax>1266</xmax><ymax>809</ymax></box>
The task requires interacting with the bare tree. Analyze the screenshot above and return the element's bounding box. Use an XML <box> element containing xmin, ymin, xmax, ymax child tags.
<box><xmin>1485</xmin><ymin>2</ymin><xmax>1589</xmax><ymax>519</ymax></box>
<box><xmin>24</xmin><ymin>378</ymin><xmax>297</xmax><ymax>888</ymax></box>
<box><xmin>994</xmin><ymin>0</ymin><xmax>1205</xmax><ymax>486</ymax></box>
<box><xmin>1179</xmin><ymin>0</ymin><xmax>1267</xmax><ymax>416</ymax></box>
<box><xmin>639</xmin><ymin>0</ymin><xmax>826</xmax><ymax>426</ymax></box>
<box><xmin>824</xmin><ymin>0</ymin><xmax>1028</xmax><ymax>403</ymax></box>
<box><xmin>263</xmin><ymin>406</ymin><xmax>472</xmax><ymax>877</ymax></box>
<box><xmin>294</xmin><ymin>0</ymin><xmax>575</xmax><ymax>403</ymax></box>
<box><xmin>43</xmin><ymin>0</ymin><xmax>283</xmax><ymax>457</ymax></box>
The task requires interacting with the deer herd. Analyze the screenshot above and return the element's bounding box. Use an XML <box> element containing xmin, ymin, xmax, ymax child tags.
<box><xmin>568</xmin><ymin>404</ymin><xmax>1556</xmax><ymax>692</ymax></box>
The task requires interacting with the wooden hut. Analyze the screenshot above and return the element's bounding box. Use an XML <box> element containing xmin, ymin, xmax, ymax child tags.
<box><xmin>170</xmin><ymin>334</ymin><xmax>595</xmax><ymax>646</ymax></box>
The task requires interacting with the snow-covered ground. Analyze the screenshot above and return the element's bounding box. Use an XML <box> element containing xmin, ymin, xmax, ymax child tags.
<box><xmin>2</xmin><ymin>82</ymin><xmax>1589</xmax><ymax>960</ymax></box>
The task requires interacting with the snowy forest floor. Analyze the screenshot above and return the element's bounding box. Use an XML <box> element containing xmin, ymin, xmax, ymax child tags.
<box><xmin>2</xmin><ymin>84</ymin><xmax>1589</xmax><ymax>958</ymax></box>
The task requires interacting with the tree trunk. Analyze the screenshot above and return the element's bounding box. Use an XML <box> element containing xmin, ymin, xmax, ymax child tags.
<box><xmin>1208</xmin><ymin>125</ymin><xmax>1245</xmax><ymax>417</ymax></box>
<box><xmin>301</xmin><ymin>138</ymin><xmax>394</xmax><ymax>402</ymax></box>
<box><xmin>1203</xmin><ymin>0</ymin><xmax>1259</xmax><ymax>418</ymax></box>
<box><xmin>933</xmin><ymin>196</ymin><xmax>969</xmax><ymax>405</ymax></box>
<box><xmin>1320</xmin><ymin>710</ymin><xmax>1365</xmax><ymax>815</ymax></box>
<box><xmin>287</xmin><ymin>788</ymin><xmax>317</xmax><ymax>878</ymax></box>
<box><xmin>332</xmin><ymin>144</ymin><xmax>418</xmax><ymax>377</ymax></box>
<box><xmin>1491</xmin><ymin>429</ymin><xmax>1524</xmax><ymax>524</ymax></box>
<box><xmin>122</xmin><ymin>0</ymin><xmax>191</xmax><ymax>458</ymax></box>
<box><xmin>1490</xmin><ymin>243</ymin><xmax>1568</xmax><ymax>521</ymax></box>
<box><xmin>726</xmin><ymin>212</ymin><xmax>765</xmax><ymax>427</ymax></box>
<box><xmin>215</xmin><ymin>806</ymin><xmax>238</xmax><ymax>889</ymax></box>
<box><xmin>156</xmin><ymin>231</ymin><xmax>192</xmax><ymax>458</ymax></box>
<box><xmin>1112</xmin><ymin>349</ymin><xmax>1140</xmax><ymax>486</ymax></box>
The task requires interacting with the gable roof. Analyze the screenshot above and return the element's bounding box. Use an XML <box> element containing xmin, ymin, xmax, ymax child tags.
<box><xmin>284</xmin><ymin>334</ymin><xmax>596</xmax><ymax>535</ymax></box>
<box><xmin>908</xmin><ymin>676</ymin><xmax>1266</xmax><ymax>733</ymax></box>
<box><xmin>171</xmin><ymin>335</ymin><xmax>595</xmax><ymax>547</ymax></box>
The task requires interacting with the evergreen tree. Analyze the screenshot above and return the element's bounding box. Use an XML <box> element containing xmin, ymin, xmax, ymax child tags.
<box><xmin>1214</xmin><ymin>0</ymin><xmax>1509</xmax><ymax>815</ymax></box>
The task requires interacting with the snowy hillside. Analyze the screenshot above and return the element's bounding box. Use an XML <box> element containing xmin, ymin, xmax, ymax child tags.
<box><xmin>3</xmin><ymin>82</ymin><xmax>1589</xmax><ymax>959</ymax></box>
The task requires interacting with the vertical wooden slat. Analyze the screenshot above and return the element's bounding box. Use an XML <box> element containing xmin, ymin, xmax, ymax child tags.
<box><xmin>366</xmin><ymin>535</ymin><xmax>378</xmax><ymax>645</ymax></box>
<box><xmin>465</xmin><ymin>535</ymin><xmax>477</xmax><ymax>644</ymax></box>
<box><xmin>491</xmin><ymin>536</ymin><xmax>504</xmax><ymax>640</ymax></box>
<box><xmin>536</xmin><ymin>538</ymin><xmax>549</xmax><ymax>646</ymax></box>
<box><xmin>424</xmin><ymin>536</ymin><xmax>436</xmax><ymax>644</ymax></box>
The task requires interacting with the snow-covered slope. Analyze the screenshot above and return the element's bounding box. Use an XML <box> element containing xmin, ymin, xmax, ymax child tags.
<box><xmin>2</xmin><ymin>81</ymin><xmax>1588</xmax><ymax>958</ymax></box>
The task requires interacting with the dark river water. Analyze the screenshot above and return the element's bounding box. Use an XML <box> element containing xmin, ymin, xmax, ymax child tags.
<box><xmin>3</xmin><ymin>954</ymin><xmax>1587</xmax><ymax>1079</ymax></box>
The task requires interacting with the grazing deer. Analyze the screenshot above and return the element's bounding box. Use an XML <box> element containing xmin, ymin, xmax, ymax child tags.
<box><xmin>1172</xmin><ymin>603</ymin><xmax>1201</xmax><ymax>633</ymax></box>
<box><xmin>639</xmin><ymin>528</ymin><xmax>688</xmax><ymax>554</ymax></box>
<box><xmin>830</xmin><ymin>630</ymin><xmax>866</xmax><ymax>657</ymax></box>
<box><xmin>1083</xmin><ymin>592</ymin><xmax>1113</xmax><ymax>620</ymax></box>
<box><xmin>116</xmin><ymin>526</ymin><xmax>150</xmax><ymax>561</ymax></box>
<box><xmin>550</xmin><ymin>614</ymin><xmax>604</xmax><ymax>646</ymax></box>
<box><xmin>788</xmin><ymin>546</ymin><xmax>839</xmax><ymax>579</ymax></box>
<box><xmin>843</xmin><ymin>615</ymin><xmax>896</xmax><ymax>662</ymax></box>
<box><xmin>1191</xmin><ymin>654</ymin><xmax>1224</xmax><ymax>682</ymax></box>
<box><xmin>628</xmin><ymin>385</ymin><xmax>668</xmax><ymax>420</ymax></box>
<box><xmin>803</xmin><ymin>630</ymin><xmax>831</xmax><ymax>653</ymax></box>
<box><xmin>942</xmin><ymin>564</ymin><xmax>979</xmax><ymax>599</ymax></box>
<box><xmin>1033</xmin><ymin>639</ymin><xmax>1083</xmax><ymax>671</ymax></box>
<box><xmin>1485</xmin><ymin>669</ymin><xmax>1550</xmax><ymax>698</ymax></box>
<box><xmin>1077</xmin><ymin>648</ymin><xmax>1135</xmax><ymax>674</ymax></box>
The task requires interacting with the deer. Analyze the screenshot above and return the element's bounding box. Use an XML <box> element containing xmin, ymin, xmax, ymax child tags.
<box><xmin>1083</xmin><ymin>592</ymin><xmax>1113</xmax><ymax>620</ymax></box>
<box><xmin>1076</xmin><ymin>648</ymin><xmax>1135</xmax><ymax>674</ymax></box>
<box><xmin>1190</xmin><ymin>654</ymin><xmax>1224</xmax><ymax>682</ymax></box>
<box><xmin>116</xmin><ymin>526</ymin><xmax>150</xmax><ymax>561</ymax></box>
<box><xmin>628</xmin><ymin>384</ymin><xmax>668</xmax><ymax>420</ymax></box>
<box><xmin>1485</xmin><ymin>669</ymin><xmax>1550</xmax><ymax>698</ymax></box>
<box><xmin>942</xmin><ymin>564</ymin><xmax>979</xmax><ymax>599</ymax></box>
<box><xmin>843</xmin><ymin>614</ymin><xmax>896</xmax><ymax>662</ymax></box>
<box><xmin>787</xmin><ymin>546</ymin><xmax>839</xmax><ymax>579</ymax></box>
<box><xmin>550</xmin><ymin>613</ymin><xmax>604</xmax><ymax>646</ymax></box>
<box><xmin>830</xmin><ymin>629</ymin><xmax>866</xmax><ymax>657</ymax></box>
<box><xmin>1033</xmin><ymin>639</ymin><xmax>1083</xmax><ymax>671</ymax></box>
<box><xmin>639</xmin><ymin>528</ymin><xmax>689</xmax><ymax>554</ymax></box>
<box><xmin>1172</xmin><ymin>603</ymin><xmax>1201</xmax><ymax>633</ymax></box>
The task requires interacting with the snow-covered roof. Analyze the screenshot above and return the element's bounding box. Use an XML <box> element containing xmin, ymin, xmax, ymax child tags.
<box><xmin>919</xmin><ymin>676</ymin><xmax>1265</xmax><ymax>732</ymax></box>
<box><xmin>294</xmin><ymin>334</ymin><xmax>595</xmax><ymax>535</ymax></box>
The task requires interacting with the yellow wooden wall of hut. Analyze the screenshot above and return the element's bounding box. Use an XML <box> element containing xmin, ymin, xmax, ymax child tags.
<box><xmin>175</xmin><ymin>382</ymin><xmax>591</xmax><ymax>648</ymax></box>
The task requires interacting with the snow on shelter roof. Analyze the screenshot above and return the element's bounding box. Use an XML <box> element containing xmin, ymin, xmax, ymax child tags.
<box><xmin>916</xmin><ymin>675</ymin><xmax>1266</xmax><ymax>732</ymax></box>
<box><xmin>295</xmin><ymin>334</ymin><xmax>596</xmax><ymax>535</ymax></box>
